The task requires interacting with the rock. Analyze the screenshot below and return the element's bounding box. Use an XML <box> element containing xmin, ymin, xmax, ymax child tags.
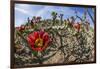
<box><xmin>68</xmin><ymin>55</ymin><xmax>76</xmax><ymax>62</ymax></box>
<box><xmin>43</xmin><ymin>50</ymin><xmax>64</xmax><ymax>64</ymax></box>
<box><xmin>55</xmin><ymin>36</ymin><xmax>61</xmax><ymax>48</ymax></box>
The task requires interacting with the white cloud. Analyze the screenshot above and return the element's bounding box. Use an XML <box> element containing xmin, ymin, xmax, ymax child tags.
<box><xmin>15</xmin><ymin>7</ymin><xmax>33</xmax><ymax>16</ymax></box>
<box><xmin>15</xmin><ymin>4</ymin><xmax>34</xmax><ymax>16</ymax></box>
<box><xmin>35</xmin><ymin>6</ymin><xmax>53</xmax><ymax>18</ymax></box>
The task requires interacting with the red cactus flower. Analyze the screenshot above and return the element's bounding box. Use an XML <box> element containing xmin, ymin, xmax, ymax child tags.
<box><xmin>37</xmin><ymin>17</ymin><xmax>41</xmax><ymax>22</ymax></box>
<box><xmin>73</xmin><ymin>22</ymin><xmax>81</xmax><ymax>32</ymax></box>
<box><xmin>27</xmin><ymin>30</ymin><xmax>50</xmax><ymax>51</ymax></box>
<box><xmin>16</xmin><ymin>25</ymin><xmax>25</xmax><ymax>31</ymax></box>
<box><xmin>20</xmin><ymin>25</ymin><xmax>25</xmax><ymax>30</ymax></box>
<box><xmin>16</xmin><ymin>27</ymin><xmax>20</xmax><ymax>30</ymax></box>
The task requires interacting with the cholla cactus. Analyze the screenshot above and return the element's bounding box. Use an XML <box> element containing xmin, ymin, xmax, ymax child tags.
<box><xmin>14</xmin><ymin>9</ymin><xmax>94</xmax><ymax>66</ymax></box>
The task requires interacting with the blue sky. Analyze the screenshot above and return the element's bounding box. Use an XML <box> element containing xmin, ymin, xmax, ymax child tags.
<box><xmin>15</xmin><ymin>4</ymin><xmax>94</xmax><ymax>27</ymax></box>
